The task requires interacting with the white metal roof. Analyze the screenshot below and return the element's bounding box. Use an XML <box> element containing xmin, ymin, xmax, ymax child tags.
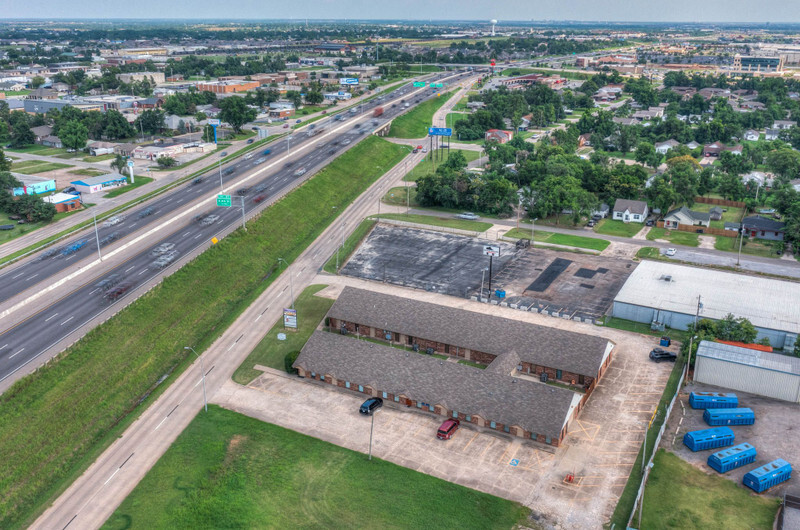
<box><xmin>697</xmin><ymin>341</ymin><xmax>800</xmax><ymax>376</ymax></box>
<box><xmin>614</xmin><ymin>261</ymin><xmax>800</xmax><ymax>334</ymax></box>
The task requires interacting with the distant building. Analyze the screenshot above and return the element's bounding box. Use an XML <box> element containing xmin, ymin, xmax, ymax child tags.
<box><xmin>484</xmin><ymin>129</ymin><xmax>513</xmax><ymax>144</ymax></box>
<box><xmin>733</xmin><ymin>54</ymin><xmax>785</xmax><ymax>73</ymax></box>
<box><xmin>117</xmin><ymin>72</ymin><xmax>165</xmax><ymax>84</ymax></box>
<box><xmin>196</xmin><ymin>80</ymin><xmax>259</xmax><ymax>94</ymax></box>
<box><xmin>655</xmin><ymin>139</ymin><xmax>680</xmax><ymax>154</ymax></box>
<box><xmin>12</xmin><ymin>174</ymin><xmax>56</xmax><ymax>196</ymax></box>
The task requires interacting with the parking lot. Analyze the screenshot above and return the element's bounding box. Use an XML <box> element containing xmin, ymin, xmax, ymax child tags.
<box><xmin>341</xmin><ymin>225</ymin><xmax>519</xmax><ymax>297</ymax></box>
<box><xmin>222</xmin><ymin>279</ymin><xmax>674</xmax><ymax>528</ymax></box>
<box><xmin>663</xmin><ymin>381</ymin><xmax>800</xmax><ymax>495</ymax></box>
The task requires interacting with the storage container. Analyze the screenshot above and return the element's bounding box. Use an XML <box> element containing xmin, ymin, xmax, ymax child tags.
<box><xmin>743</xmin><ymin>459</ymin><xmax>792</xmax><ymax>493</ymax></box>
<box><xmin>707</xmin><ymin>443</ymin><xmax>757</xmax><ymax>473</ymax></box>
<box><xmin>689</xmin><ymin>392</ymin><xmax>739</xmax><ymax>409</ymax></box>
<box><xmin>683</xmin><ymin>427</ymin><xmax>735</xmax><ymax>452</ymax></box>
<box><xmin>703</xmin><ymin>407</ymin><xmax>755</xmax><ymax>426</ymax></box>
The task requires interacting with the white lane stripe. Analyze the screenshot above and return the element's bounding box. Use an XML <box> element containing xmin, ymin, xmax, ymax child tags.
<box><xmin>10</xmin><ymin>348</ymin><xmax>24</xmax><ymax>358</ymax></box>
<box><xmin>25</xmin><ymin>273</ymin><xmax>39</xmax><ymax>281</ymax></box>
<box><xmin>125</xmin><ymin>266</ymin><xmax>135</xmax><ymax>273</ymax></box>
<box><xmin>11</xmin><ymin>272</ymin><xmax>24</xmax><ymax>279</ymax></box>
<box><xmin>44</xmin><ymin>313</ymin><xmax>59</xmax><ymax>322</ymax></box>
<box><xmin>138</xmin><ymin>269</ymin><xmax>148</xmax><ymax>276</ymax></box>
<box><xmin>89</xmin><ymin>288</ymin><xmax>99</xmax><ymax>295</ymax></box>
<box><xmin>60</xmin><ymin>316</ymin><xmax>74</xmax><ymax>326</ymax></box>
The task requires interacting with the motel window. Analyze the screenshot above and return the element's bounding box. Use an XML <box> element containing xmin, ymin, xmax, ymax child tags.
<box><xmin>452</xmin><ymin>411</ymin><xmax>458</xmax><ymax>419</ymax></box>
<box><xmin>444</xmin><ymin>344</ymin><xmax>450</xmax><ymax>354</ymax></box>
<box><xmin>504</xmin><ymin>425</ymin><xmax>510</xmax><ymax>433</ymax></box>
<box><xmin>490</xmin><ymin>421</ymin><xmax>496</xmax><ymax>429</ymax></box>
<box><xmin>311</xmin><ymin>372</ymin><xmax>316</xmax><ymax>378</ymax></box>
<box><xmin>556</xmin><ymin>369</ymin><xmax>562</xmax><ymax>380</ymax></box>
<box><xmin>345</xmin><ymin>382</ymin><xmax>350</xmax><ymax>389</ymax></box>
<box><xmin>382</xmin><ymin>391</ymin><xmax>388</xmax><ymax>399</ymax></box>
<box><xmin>579</xmin><ymin>375</ymin><xmax>585</xmax><ymax>385</ymax></box>
<box><xmin>394</xmin><ymin>395</ymin><xmax>399</xmax><ymax>402</ymax></box>
<box><xmin>466</xmin><ymin>415</ymin><xmax>471</xmax><ymax>422</ymax></box>
<box><xmin>417</xmin><ymin>402</ymin><xmax>422</xmax><ymax>409</ymax></box>
<box><xmin>354</xmin><ymin>324</ymin><xmax>359</xmax><ymax>333</ymax></box>
<box><xmin>429</xmin><ymin>405</ymin><xmax>434</xmax><ymax>412</ymax></box>
<box><xmin>531</xmin><ymin>432</ymin><xmax>537</xmax><ymax>440</ymax></box>
<box><xmin>320</xmin><ymin>375</ymin><xmax>325</xmax><ymax>381</ymax></box>
<box><xmin>545</xmin><ymin>436</ymin><xmax>551</xmax><ymax>444</ymax></box>
<box><xmin>358</xmin><ymin>385</ymin><xmax>364</xmax><ymax>392</ymax></box>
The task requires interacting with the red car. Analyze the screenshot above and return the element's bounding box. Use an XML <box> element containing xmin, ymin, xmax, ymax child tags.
<box><xmin>416</xmin><ymin>145</ymin><xmax>423</xmax><ymax>150</ymax></box>
<box><xmin>253</xmin><ymin>195</ymin><xmax>266</xmax><ymax>203</ymax></box>
<box><xmin>437</xmin><ymin>418</ymin><xmax>460</xmax><ymax>440</ymax></box>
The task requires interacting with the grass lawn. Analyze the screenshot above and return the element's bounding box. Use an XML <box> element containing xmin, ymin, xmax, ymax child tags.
<box><xmin>68</xmin><ymin>168</ymin><xmax>106</xmax><ymax>177</ymax></box>
<box><xmin>452</xmin><ymin>96</ymin><xmax>470</xmax><ymax>111</ymax></box>
<box><xmin>232</xmin><ymin>285</ymin><xmax>334</xmax><ymax>384</ymax></box>
<box><xmin>458</xmin><ymin>359</ymin><xmax>488</xmax><ymax>369</ymax></box>
<box><xmin>714</xmin><ymin>235</ymin><xmax>781</xmax><ymax>258</ymax></box>
<box><xmin>594</xmin><ymin>219</ymin><xmax>643</xmax><ymax>238</ymax></box>
<box><xmin>505</xmin><ymin>227</ymin><xmax>610</xmax><ymax>251</ymax></box>
<box><xmin>646</xmin><ymin>227</ymin><xmax>700</xmax><ymax>247</ymax></box>
<box><xmin>377</xmin><ymin>213</ymin><xmax>492</xmax><ymax>232</ymax></box>
<box><xmin>388</xmin><ymin>91</ymin><xmax>456</xmax><ymax>139</ymax></box>
<box><xmin>102</xmin><ymin>406</ymin><xmax>529</xmax><ymax>530</ymax></box>
<box><xmin>383</xmin><ymin>186</ymin><xmax>419</xmax><ymax>208</ymax></box>
<box><xmin>11</xmin><ymin>160</ymin><xmax>72</xmax><ymax>174</ymax></box>
<box><xmin>634</xmin><ymin>450</ymin><xmax>779</xmax><ymax>529</ymax></box>
<box><xmin>636</xmin><ymin>247</ymin><xmax>662</xmax><ymax>259</ymax></box>
<box><xmin>0</xmin><ymin>136</ymin><xmax>410</xmax><ymax>529</ymax></box>
<box><xmin>323</xmin><ymin>219</ymin><xmax>376</xmax><ymax>274</ymax></box>
<box><xmin>103</xmin><ymin>176</ymin><xmax>154</xmax><ymax>198</ymax></box>
<box><xmin>83</xmin><ymin>153</ymin><xmax>117</xmax><ymax>163</ymax></box>
<box><xmin>403</xmin><ymin>149</ymin><xmax>481</xmax><ymax>182</ymax></box>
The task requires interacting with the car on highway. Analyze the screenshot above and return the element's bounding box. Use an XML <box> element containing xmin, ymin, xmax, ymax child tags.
<box><xmin>150</xmin><ymin>242</ymin><xmax>176</xmax><ymax>256</ymax></box>
<box><xmin>254</xmin><ymin>184</ymin><xmax>268</xmax><ymax>193</ymax></box>
<box><xmin>236</xmin><ymin>187</ymin><xmax>250</xmax><ymax>196</ymax></box>
<box><xmin>416</xmin><ymin>145</ymin><xmax>423</xmax><ymax>150</ymax></box>
<box><xmin>456</xmin><ymin>212</ymin><xmax>480</xmax><ymax>220</ymax></box>
<box><xmin>437</xmin><ymin>418</ymin><xmax>460</xmax><ymax>440</ymax></box>
<box><xmin>649</xmin><ymin>349</ymin><xmax>677</xmax><ymax>363</ymax></box>
<box><xmin>192</xmin><ymin>177</ymin><xmax>203</xmax><ymax>185</ymax></box>
<box><xmin>328</xmin><ymin>148</ymin><xmax>337</xmax><ymax>155</ymax></box>
<box><xmin>105</xmin><ymin>282</ymin><xmax>132</xmax><ymax>301</ymax></box>
<box><xmin>244</xmin><ymin>153</ymin><xmax>254</xmax><ymax>160</ymax></box>
<box><xmin>354</xmin><ymin>123</ymin><xmax>361</xmax><ymax>129</ymax></box>
<box><xmin>201</xmin><ymin>214</ymin><xmax>220</xmax><ymax>226</ymax></box>
<box><xmin>282</xmin><ymin>124</ymin><xmax>289</xmax><ymax>128</ymax></box>
<box><xmin>262</xmin><ymin>149</ymin><xmax>271</xmax><ymax>156</ymax></box>
<box><xmin>99</xmin><ymin>232</ymin><xmax>121</xmax><ymax>246</ymax></box>
<box><xmin>665</xmin><ymin>248</ymin><xmax>677</xmax><ymax>256</ymax></box>
<box><xmin>256</xmin><ymin>157</ymin><xmax>266</xmax><ymax>164</ymax></box>
<box><xmin>296</xmin><ymin>119</ymin><xmax>302</xmax><ymax>123</ymax></box>
<box><xmin>253</xmin><ymin>194</ymin><xmax>267</xmax><ymax>203</ymax></box>
<box><xmin>359</xmin><ymin>397</ymin><xmax>383</xmax><ymax>415</ymax></box>
<box><xmin>224</xmin><ymin>168</ymin><xmax>235</xmax><ymax>176</ymax></box>
<box><xmin>293</xmin><ymin>168</ymin><xmax>306</xmax><ymax>177</ymax></box>
<box><xmin>151</xmin><ymin>250</ymin><xmax>180</xmax><ymax>269</ymax></box>
<box><xmin>102</xmin><ymin>216</ymin><xmax>124</xmax><ymax>228</ymax></box>
<box><xmin>342</xmin><ymin>139</ymin><xmax>351</xmax><ymax>145</ymax></box>
<box><xmin>137</xmin><ymin>208</ymin><xmax>154</xmax><ymax>219</ymax></box>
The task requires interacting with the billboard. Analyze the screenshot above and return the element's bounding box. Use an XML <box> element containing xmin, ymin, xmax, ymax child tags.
<box><xmin>283</xmin><ymin>308</ymin><xmax>297</xmax><ymax>329</ymax></box>
<box><xmin>339</xmin><ymin>78</ymin><xmax>359</xmax><ymax>85</ymax></box>
<box><xmin>428</xmin><ymin>127</ymin><xmax>452</xmax><ymax>137</ymax></box>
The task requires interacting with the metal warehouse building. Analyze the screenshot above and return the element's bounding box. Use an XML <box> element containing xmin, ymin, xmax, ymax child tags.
<box><xmin>695</xmin><ymin>341</ymin><xmax>800</xmax><ymax>402</ymax></box>
<box><xmin>612</xmin><ymin>261</ymin><xmax>800</xmax><ymax>349</ymax></box>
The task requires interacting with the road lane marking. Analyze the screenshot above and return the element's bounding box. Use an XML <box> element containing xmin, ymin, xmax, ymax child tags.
<box><xmin>44</xmin><ymin>313</ymin><xmax>59</xmax><ymax>322</ymax></box>
<box><xmin>10</xmin><ymin>348</ymin><xmax>24</xmax><ymax>358</ymax></box>
<box><xmin>11</xmin><ymin>272</ymin><xmax>24</xmax><ymax>279</ymax></box>
<box><xmin>60</xmin><ymin>316</ymin><xmax>74</xmax><ymax>326</ymax></box>
<box><xmin>89</xmin><ymin>288</ymin><xmax>100</xmax><ymax>295</ymax></box>
<box><xmin>125</xmin><ymin>266</ymin><xmax>135</xmax><ymax>273</ymax></box>
<box><xmin>138</xmin><ymin>269</ymin><xmax>148</xmax><ymax>276</ymax></box>
<box><xmin>194</xmin><ymin>234</ymin><xmax>202</xmax><ymax>239</ymax></box>
<box><xmin>182</xmin><ymin>231</ymin><xmax>191</xmax><ymax>237</ymax></box>
<box><xmin>0</xmin><ymin>344</ymin><xmax>7</xmax><ymax>350</ymax></box>
<box><xmin>25</xmin><ymin>273</ymin><xmax>39</xmax><ymax>281</ymax></box>
<box><xmin>102</xmin><ymin>468</ymin><xmax>120</xmax><ymax>486</ymax></box>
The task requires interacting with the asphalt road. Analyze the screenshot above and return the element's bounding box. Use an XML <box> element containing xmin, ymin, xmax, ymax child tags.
<box><xmin>0</xmin><ymin>71</ymin><xmax>472</xmax><ymax>386</ymax></box>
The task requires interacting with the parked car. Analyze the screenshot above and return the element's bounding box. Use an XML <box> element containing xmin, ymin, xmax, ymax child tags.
<box><xmin>62</xmin><ymin>186</ymin><xmax>77</xmax><ymax>194</ymax></box>
<box><xmin>649</xmin><ymin>349</ymin><xmax>677</xmax><ymax>363</ymax></box>
<box><xmin>359</xmin><ymin>397</ymin><xmax>383</xmax><ymax>415</ymax></box>
<box><xmin>293</xmin><ymin>168</ymin><xmax>306</xmax><ymax>177</ymax></box>
<box><xmin>282</xmin><ymin>124</ymin><xmax>289</xmax><ymax>128</ymax></box>
<box><xmin>645</xmin><ymin>219</ymin><xmax>654</xmax><ymax>227</ymax></box>
<box><xmin>437</xmin><ymin>418</ymin><xmax>460</xmax><ymax>440</ymax></box>
<box><xmin>665</xmin><ymin>248</ymin><xmax>677</xmax><ymax>256</ymax></box>
<box><xmin>586</xmin><ymin>220</ymin><xmax>596</xmax><ymax>227</ymax></box>
<box><xmin>246</xmin><ymin>139</ymin><xmax>254</xmax><ymax>144</ymax></box>
<box><xmin>456</xmin><ymin>212</ymin><xmax>480</xmax><ymax>220</ymax></box>
<box><xmin>296</xmin><ymin>119</ymin><xmax>302</xmax><ymax>123</ymax></box>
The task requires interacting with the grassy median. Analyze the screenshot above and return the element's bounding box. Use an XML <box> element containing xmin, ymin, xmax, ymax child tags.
<box><xmin>102</xmin><ymin>406</ymin><xmax>529</xmax><ymax>530</ymax></box>
<box><xmin>0</xmin><ymin>136</ymin><xmax>410</xmax><ymax>529</ymax></box>
<box><xmin>387</xmin><ymin>91</ymin><xmax>456</xmax><ymax>139</ymax></box>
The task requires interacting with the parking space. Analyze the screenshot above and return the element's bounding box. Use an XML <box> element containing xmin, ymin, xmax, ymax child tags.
<box><xmin>662</xmin><ymin>381</ymin><xmax>800</xmax><ymax>494</ymax></box>
<box><xmin>219</xmin><ymin>279</ymin><xmax>673</xmax><ymax>528</ymax></box>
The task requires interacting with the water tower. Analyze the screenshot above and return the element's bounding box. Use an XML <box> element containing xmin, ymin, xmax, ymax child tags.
<box><xmin>490</xmin><ymin>19</ymin><xmax>498</xmax><ymax>36</ymax></box>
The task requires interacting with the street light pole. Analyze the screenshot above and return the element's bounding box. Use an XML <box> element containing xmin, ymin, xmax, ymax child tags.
<box><xmin>240</xmin><ymin>195</ymin><xmax>246</xmax><ymax>231</ymax></box>
<box><xmin>278</xmin><ymin>258</ymin><xmax>294</xmax><ymax>309</ymax></box>
<box><xmin>218</xmin><ymin>154</ymin><xmax>224</xmax><ymax>193</ymax></box>
<box><xmin>531</xmin><ymin>217</ymin><xmax>538</xmax><ymax>248</ymax></box>
<box><xmin>368</xmin><ymin>408</ymin><xmax>381</xmax><ymax>461</ymax></box>
<box><xmin>93</xmin><ymin>211</ymin><xmax>102</xmax><ymax>261</ymax></box>
<box><xmin>184</xmin><ymin>347</ymin><xmax>207</xmax><ymax>412</ymax></box>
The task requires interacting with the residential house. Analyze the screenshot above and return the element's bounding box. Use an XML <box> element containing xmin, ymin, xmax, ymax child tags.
<box><xmin>31</xmin><ymin>125</ymin><xmax>54</xmax><ymax>143</ymax></box>
<box><xmin>466</xmin><ymin>101</ymin><xmax>485</xmax><ymax>111</ymax></box>
<box><xmin>26</xmin><ymin>87</ymin><xmax>58</xmax><ymax>99</ymax></box>
<box><xmin>765</xmin><ymin>128</ymin><xmax>781</xmax><ymax>141</ymax></box>
<box><xmin>663</xmin><ymin>206</ymin><xmax>711</xmax><ymax>229</ymax></box>
<box><xmin>709</xmin><ymin>206</ymin><xmax>724</xmax><ymax>221</ymax></box>
<box><xmin>0</xmin><ymin>80</ymin><xmax>27</xmax><ymax>91</ymax></box>
<box><xmin>87</xmin><ymin>141</ymin><xmax>117</xmax><ymax>156</ymax></box>
<box><xmin>670</xmin><ymin>86</ymin><xmax>697</xmax><ymax>99</ymax></box>
<box><xmin>612</xmin><ymin>198</ymin><xmax>649</xmax><ymax>223</ymax></box>
<box><xmin>578</xmin><ymin>133</ymin><xmax>592</xmax><ymax>147</ymax></box>
<box><xmin>744</xmin><ymin>129</ymin><xmax>760</xmax><ymax>141</ymax></box>
<box><xmin>742</xmin><ymin>215</ymin><xmax>786</xmax><ymax>241</ymax></box>
<box><xmin>703</xmin><ymin>142</ymin><xmax>743</xmax><ymax>157</ymax></box>
<box><xmin>138</xmin><ymin>97</ymin><xmax>164</xmax><ymax>109</ymax></box>
<box><xmin>655</xmin><ymin>139</ymin><xmax>680</xmax><ymax>154</ymax></box>
<box><xmin>39</xmin><ymin>135</ymin><xmax>63</xmax><ymax>148</ymax></box>
<box><xmin>742</xmin><ymin>171</ymin><xmax>773</xmax><ymax>188</ymax></box>
<box><xmin>773</xmin><ymin>120</ymin><xmax>796</xmax><ymax>130</ymax></box>
<box><xmin>612</xmin><ymin>117</ymin><xmax>637</xmax><ymax>126</ymax></box>
<box><xmin>686</xmin><ymin>141</ymin><xmax>701</xmax><ymax>150</ymax></box>
<box><xmin>51</xmin><ymin>82</ymin><xmax>70</xmax><ymax>93</ymax></box>
<box><xmin>485</xmin><ymin>129</ymin><xmax>514</xmax><ymax>144</ymax></box>
<box><xmin>699</xmin><ymin>87</ymin><xmax>731</xmax><ymax>100</ymax></box>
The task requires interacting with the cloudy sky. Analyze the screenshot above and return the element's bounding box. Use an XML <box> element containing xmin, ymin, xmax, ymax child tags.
<box><xmin>4</xmin><ymin>0</ymin><xmax>800</xmax><ymax>23</ymax></box>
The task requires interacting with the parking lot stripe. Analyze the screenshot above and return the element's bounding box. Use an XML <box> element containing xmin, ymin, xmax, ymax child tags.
<box><xmin>461</xmin><ymin>432</ymin><xmax>479</xmax><ymax>452</ymax></box>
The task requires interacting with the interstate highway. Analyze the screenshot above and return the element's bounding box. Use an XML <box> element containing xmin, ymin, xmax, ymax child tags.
<box><xmin>0</xmin><ymin>70</ymin><xmax>471</xmax><ymax>384</ymax></box>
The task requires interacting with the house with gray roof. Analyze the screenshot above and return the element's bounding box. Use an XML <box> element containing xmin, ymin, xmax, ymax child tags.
<box><xmin>612</xmin><ymin>198</ymin><xmax>649</xmax><ymax>223</ymax></box>
<box><xmin>325</xmin><ymin>287</ymin><xmax>614</xmax><ymax>389</ymax></box>
<box><xmin>742</xmin><ymin>215</ymin><xmax>786</xmax><ymax>241</ymax></box>
<box><xmin>294</xmin><ymin>331</ymin><xmax>583</xmax><ymax>446</ymax></box>
<box><xmin>663</xmin><ymin>206</ymin><xmax>711</xmax><ymax>229</ymax></box>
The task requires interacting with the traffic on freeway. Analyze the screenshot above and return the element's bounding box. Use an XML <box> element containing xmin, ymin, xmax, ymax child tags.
<box><xmin>0</xmin><ymin>70</ymin><xmax>473</xmax><ymax>384</ymax></box>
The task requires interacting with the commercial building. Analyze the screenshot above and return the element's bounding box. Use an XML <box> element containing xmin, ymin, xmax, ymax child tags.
<box><xmin>326</xmin><ymin>287</ymin><xmax>614</xmax><ymax>392</ymax></box>
<box><xmin>268</xmin><ymin>101</ymin><xmax>295</xmax><ymax>118</ymax></box>
<box><xmin>70</xmin><ymin>174</ymin><xmax>128</xmax><ymax>194</ymax></box>
<box><xmin>323</xmin><ymin>91</ymin><xmax>352</xmax><ymax>101</ymax></box>
<box><xmin>12</xmin><ymin>174</ymin><xmax>56</xmax><ymax>196</ymax></box>
<box><xmin>695</xmin><ymin>341</ymin><xmax>800</xmax><ymax>403</ymax></box>
<box><xmin>732</xmin><ymin>54</ymin><xmax>785</xmax><ymax>73</ymax></box>
<box><xmin>195</xmin><ymin>80</ymin><xmax>259</xmax><ymax>94</ymax></box>
<box><xmin>117</xmin><ymin>72</ymin><xmax>166</xmax><ymax>85</ymax></box>
<box><xmin>43</xmin><ymin>192</ymin><xmax>81</xmax><ymax>213</ymax></box>
<box><xmin>295</xmin><ymin>331</ymin><xmax>583</xmax><ymax>447</ymax></box>
<box><xmin>612</xmin><ymin>261</ymin><xmax>800</xmax><ymax>349</ymax></box>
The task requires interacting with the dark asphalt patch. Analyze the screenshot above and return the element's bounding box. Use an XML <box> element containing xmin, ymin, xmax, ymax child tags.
<box><xmin>526</xmin><ymin>258</ymin><xmax>572</xmax><ymax>292</ymax></box>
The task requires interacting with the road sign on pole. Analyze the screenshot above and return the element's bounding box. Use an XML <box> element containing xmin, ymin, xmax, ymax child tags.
<box><xmin>207</xmin><ymin>119</ymin><xmax>221</xmax><ymax>126</ymax></box>
<box><xmin>428</xmin><ymin>127</ymin><xmax>453</xmax><ymax>137</ymax></box>
<box><xmin>483</xmin><ymin>245</ymin><xmax>500</xmax><ymax>257</ymax></box>
<box><xmin>217</xmin><ymin>194</ymin><xmax>232</xmax><ymax>207</ymax></box>
<box><xmin>413</xmin><ymin>81</ymin><xmax>425</xmax><ymax>87</ymax></box>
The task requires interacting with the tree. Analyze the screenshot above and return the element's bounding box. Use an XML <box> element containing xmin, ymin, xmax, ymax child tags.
<box><xmin>304</xmin><ymin>90</ymin><xmax>324</xmax><ymax>105</ymax></box>
<box><xmin>284</xmin><ymin>91</ymin><xmax>303</xmax><ymax>109</ymax></box>
<box><xmin>10</xmin><ymin>122</ymin><xmax>34</xmax><ymax>147</ymax></box>
<box><xmin>766</xmin><ymin>149</ymin><xmax>800</xmax><ymax>181</ymax></box>
<box><xmin>102</xmin><ymin>110</ymin><xmax>135</xmax><ymax>140</ymax></box>
<box><xmin>218</xmin><ymin>96</ymin><xmax>257</xmax><ymax>133</ymax></box>
<box><xmin>58</xmin><ymin>120</ymin><xmax>89</xmax><ymax>151</ymax></box>
<box><xmin>714</xmin><ymin>314</ymin><xmax>758</xmax><ymax>343</ymax></box>
<box><xmin>0</xmin><ymin>148</ymin><xmax>10</xmax><ymax>173</ymax></box>
<box><xmin>717</xmin><ymin>172</ymin><xmax>746</xmax><ymax>201</ymax></box>
<box><xmin>110</xmin><ymin>154</ymin><xmax>127</xmax><ymax>175</ymax></box>
<box><xmin>30</xmin><ymin>76</ymin><xmax>45</xmax><ymax>89</ymax></box>
<box><xmin>634</xmin><ymin>141</ymin><xmax>662</xmax><ymax>169</ymax></box>
<box><xmin>645</xmin><ymin>175</ymin><xmax>679</xmax><ymax>214</ymax></box>
<box><xmin>156</xmin><ymin>156</ymin><xmax>178</xmax><ymax>168</ymax></box>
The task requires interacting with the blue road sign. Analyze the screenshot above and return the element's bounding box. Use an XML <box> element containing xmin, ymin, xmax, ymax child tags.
<box><xmin>509</xmin><ymin>459</ymin><xmax>520</xmax><ymax>467</ymax></box>
<box><xmin>428</xmin><ymin>127</ymin><xmax>453</xmax><ymax>137</ymax></box>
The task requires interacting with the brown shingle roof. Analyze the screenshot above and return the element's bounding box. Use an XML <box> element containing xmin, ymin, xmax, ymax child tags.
<box><xmin>295</xmin><ymin>331</ymin><xmax>577</xmax><ymax>441</ymax></box>
<box><xmin>327</xmin><ymin>287</ymin><xmax>612</xmax><ymax>378</ymax></box>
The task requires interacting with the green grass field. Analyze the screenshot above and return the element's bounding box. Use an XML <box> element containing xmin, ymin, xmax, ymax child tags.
<box><xmin>232</xmin><ymin>285</ymin><xmax>335</xmax><ymax>384</ymax></box>
<box><xmin>636</xmin><ymin>247</ymin><xmax>661</xmax><ymax>259</ymax></box>
<box><xmin>0</xmin><ymin>136</ymin><xmax>410</xmax><ymax>529</ymax></box>
<box><xmin>102</xmin><ymin>406</ymin><xmax>529</xmax><ymax>530</ymax></box>
<box><xmin>84</xmin><ymin>153</ymin><xmax>117</xmax><ymax>163</ymax></box>
<box><xmin>102</xmin><ymin>176</ymin><xmax>154</xmax><ymax>198</ymax></box>
<box><xmin>377</xmin><ymin>213</ymin><xmax>492</xmax><ymax>232</ymax></box>
<box><xmin>382</xmin><ymin>186</ymin><xmax>418</xmax><ymax>208</ymax></box>
<box><xmin>634</xmin><ymin>450</ymin><xmax>779</xmax><ymax>529</ymax></box>
<box><xmin>403</xmin><ymin>149</ymin><xmax>480</xmax><ymax>182</ymax></box>
<box><xmin>714</xmin><ymin>234</ymin><xmax>781</xmax><ymax>258</ymax></box>
<box><xmin>11</xmin><ymin>160</ymin><xmax>72</xmax><ymax>174</ymax></box>
<box><xmin>0</xmin><ymin>206</ymin><xmax>87</xmax><ymax>245</ymax></box>
<box><xmin>505</xmin><ymin>227</ymin><xmax>610</xmax><ymax>251</ymax></box>
<box><xmin>68</xmin><ymin>168</ymin><xmax>106</xmax><ymax>177</ymax></box>
<box><xmin>646</xmin><ymin>227</ymin><xmax>700</xmax><ymax>247</ymax></box>
<box><xmin>690</xmin><ymin>202</ymin><xmax>744</xmax><ymax>229</ymax></box>
<box><xmin>388</xmin><ymin>91</ymin><xmax>456</xmax><ymax>139</ymax></box>
<box><xmin>594</xmin><ymin>219</ymin><xmax>643</xmax><ymax>238</ymax></box>
<box><xmin>323</xmin><ymin>219</ymin><xmax>376</xmax><ymax>274</ymax></box>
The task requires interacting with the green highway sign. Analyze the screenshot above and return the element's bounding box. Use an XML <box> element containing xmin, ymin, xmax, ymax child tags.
<box><xmin>217</xmin><ymin>194</ymin><xmax>232</xmax><ymax>207</ymax></box>
<box><xmin>413</xmin><ymin>81</ymin><xmax>425</xmax><ymax>87</ymax></box>
<box><xmin>430</xmin><ymin>82</ymin><xmax>444</xmax><ymax>88</ymax></box>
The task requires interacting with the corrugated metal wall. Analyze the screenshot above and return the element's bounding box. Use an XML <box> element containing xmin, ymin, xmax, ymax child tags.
<box><xmin>695</xmin><ymin>357</ymin><xmax>800</xmax><ymax>403</ymax></box>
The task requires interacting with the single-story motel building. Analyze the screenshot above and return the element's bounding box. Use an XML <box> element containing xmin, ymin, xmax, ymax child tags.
<box><xmin>613</xmin><ymin>261</ymin><xmax>799</xmax><ymax>350</ymax></box>
<box><xmin>43</xmin><ymin>192</ymin><xmax>82</xmax><ymax>213</ymax></box>
<box><xmin>294</xmin><ymin>287</ymin><xmax>615</xmax><ymax>447</ymax></box>
<box><xmin>70</xmin><ymin>174</ymin><xmax>128</xmax><ymax>194</ymax></box>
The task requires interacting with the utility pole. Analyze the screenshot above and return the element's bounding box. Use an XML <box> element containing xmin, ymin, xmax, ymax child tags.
<box><xmin>736</xmin><ymin>224</ymin><xmax>746</xmax><ymax>266</ymax></box>
<box><xmin>687</xmin><ymin>295</ymin><xmax>703</xmax><ymax>382</ymax></box>
<box><xmin>240</xmin><ymin>195</ymin><xmax>246</xmax><ymax>231</ymax></box>
<box><xmin>93</xmin><ymin>211</ymin><xmax>102</xmax><ymax>261</ymax></box>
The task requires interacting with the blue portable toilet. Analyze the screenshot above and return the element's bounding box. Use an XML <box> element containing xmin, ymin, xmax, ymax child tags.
<box><xmin>743</xmin><ymin>459</ymin><xmax>792</xmax><ymax>493</ymax></box>
<box><xmin>495</xmin><ymin>289</ymin><xmax>506</xmax><ymax>299</ymax></box>
<box><xmin>708</xmin><ymin>443</ymin><xmax>757</xmax><ymax>473</ymax></box>
<box><xmin>703</xmin><ymin>408</ymin><xmax>755</xmax><ymax>426</ymax></box>
<box><xmin>683</xmin><ymin>427</ymin><xmax>735</xmax><ymax>452</ymax></box>
<box><xmin>689</xmin><ymin>392</ymin><xmax>739</xmax><ymax>409</ymax></box>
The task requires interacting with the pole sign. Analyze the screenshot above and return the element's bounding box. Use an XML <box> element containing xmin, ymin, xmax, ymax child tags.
<box><xmin>413</xmin><ymin>81</ymin><xmax>425</xmax><ymax>87</ymax></box>
<box><xmin>483</xmin><ymin>245</ymin><xmax>500</xmax><ymax>257</ymax></box>
<box><xmin>428</xmin><ymin>127</ymin><xmax>453</xmax><ymax>137</ymax></box>
<box><xmin>216</xmin><ymin>194</ymin><xmax>232</xmax><ymax>207</ymax></box>
<box><xmin>283</xmin><ymin>308</ymin><xmax>297</xmax><ymax>329</ymax></box>
<box><xmin>207</xmin><ymin>119</ymin><xmax>221</xmax><ymax>126</ymax></box>
<box><xmin>340</xmin><ymin>78</ymin><xmax>359</xmax><ymax>85</ymax></box>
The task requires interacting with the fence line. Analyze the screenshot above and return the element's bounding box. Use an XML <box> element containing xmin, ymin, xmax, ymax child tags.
<box><xmin>655</xmin><ymin>220</ymin><xmax>736</xmax><ymax>238</ymax></box>
<box><xmin>372</xmin><ymin>217</ymin><xmax>487</xmax><ymax>238</ymax></box>
<box><xmin>695</xmin><ymin>196</ymin><xmax>746</xmax><ymax>208</ymax></box>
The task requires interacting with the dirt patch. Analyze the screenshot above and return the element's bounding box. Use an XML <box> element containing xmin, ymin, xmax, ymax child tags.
<box><xmin>601</xmin><ymin>241</ymin><xmax>640</xmax><ymax>260</ymax></box>
<box><xmin>697</xmin><ymin>235</ymin><xmax>715</xmax><ymax>249</ymax></box>
<box><xmin>631</xmin><ymin>226</ymin><xmax>650</xmax><ymax>240</ymax></box>
<box><xmin>224</xmin><ymin>434</ymin><xmax>248</xmax><ymax>466</ymax></box>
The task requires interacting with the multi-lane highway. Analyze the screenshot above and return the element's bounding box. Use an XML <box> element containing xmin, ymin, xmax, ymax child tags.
<box><xmin>0</xmin><ymin>70</ymin><xmax>471</xmax><ymax>385</ymax></box>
